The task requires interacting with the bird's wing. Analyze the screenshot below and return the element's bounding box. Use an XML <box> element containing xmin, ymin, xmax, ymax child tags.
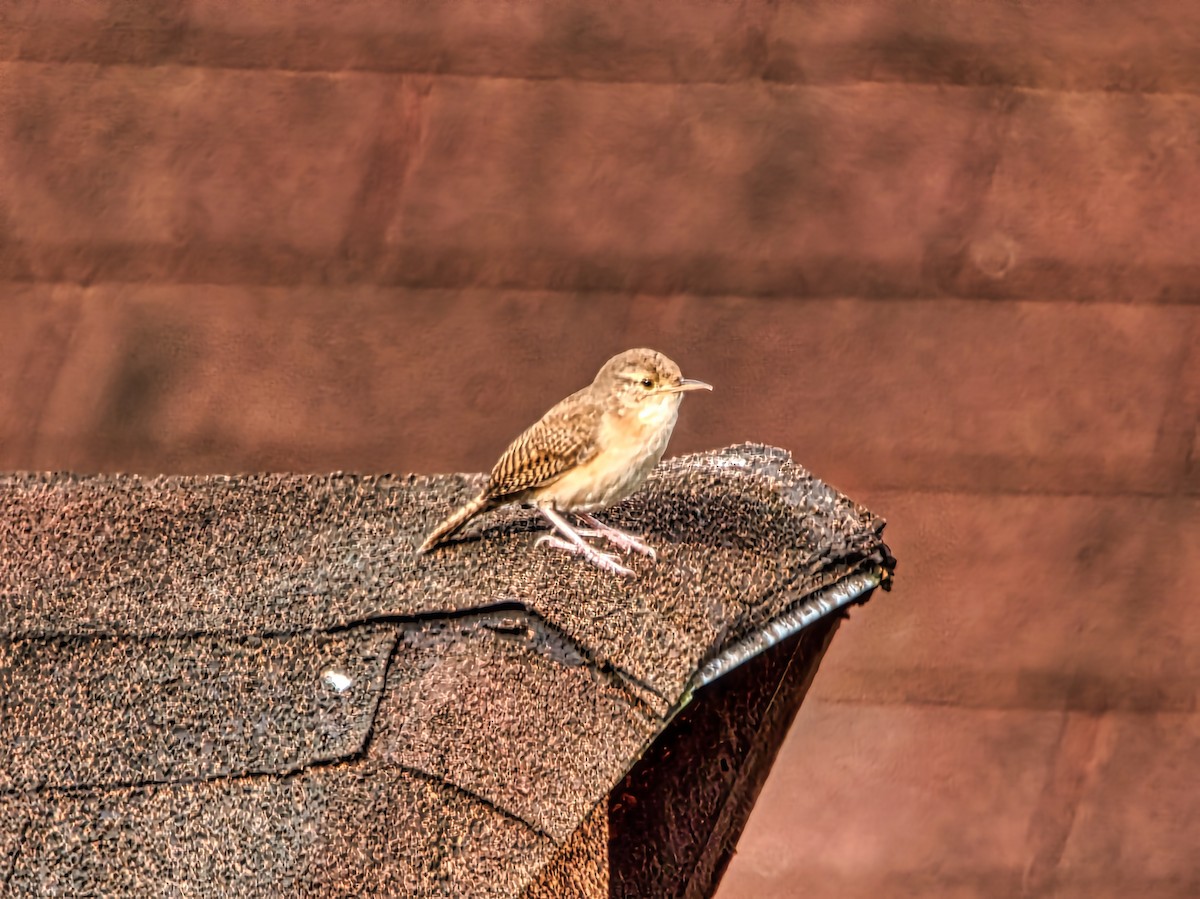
<box><xmin>485</xmin><ymin>391</ymin><xmax>602</xmax><ymax>499</ymax></box>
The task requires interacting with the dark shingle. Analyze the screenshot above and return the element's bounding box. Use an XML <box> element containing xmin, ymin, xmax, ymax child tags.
<box><xmin>5</xmin><ymin>768</ymin><xmax>550</xmax><ymax>896</ymax></box>
<box><xmin>369</xmin><ymin>621</ymin><xmax>659</xmax><ymax>841</ymax></box>
<box><xmin>1</xmin><ymin>628</ymin><xmax>396</xmax><ymax>792</ymax></box>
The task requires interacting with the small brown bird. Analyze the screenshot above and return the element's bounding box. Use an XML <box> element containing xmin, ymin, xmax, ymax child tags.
<box><xmin>419</xmin><ymin>348</ymin><xmax>712</xmax><ymax>576</ymax></box>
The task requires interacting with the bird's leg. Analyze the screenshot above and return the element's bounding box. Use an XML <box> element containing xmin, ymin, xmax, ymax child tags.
<box><xmin>535</xmin><ymin>506</ymin><xmax>635</xmax><ymax>577</ymax></box>
<box><xmin>574</xmin><ymin>512</ymin><xmax>657</xmax><ymax>561</ymax></box>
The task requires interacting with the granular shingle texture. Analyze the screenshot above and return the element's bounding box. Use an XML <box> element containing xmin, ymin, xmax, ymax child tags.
<box><xmin>0</xmin><ymin>444</ymin><xmax>893</xmax><ymax>896</ymax></box>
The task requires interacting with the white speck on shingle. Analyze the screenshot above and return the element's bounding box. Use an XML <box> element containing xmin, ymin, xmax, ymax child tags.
<box><xmin>322</xmin><ymin>670</ymin><xmax>353</xmax><ymax>693</ymax></box>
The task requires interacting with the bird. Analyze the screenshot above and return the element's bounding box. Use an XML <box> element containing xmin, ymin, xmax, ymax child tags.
<box><xmin>418</xmin><ymin>348</ymin><xmax>712</xmax><ymax>577</ymax></box>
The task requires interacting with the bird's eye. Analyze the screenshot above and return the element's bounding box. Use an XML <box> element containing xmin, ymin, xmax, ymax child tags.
<box><xmin>640</xmin><ymin>377</ymin><xmax>654</xmax><ymax>388</ymax></box>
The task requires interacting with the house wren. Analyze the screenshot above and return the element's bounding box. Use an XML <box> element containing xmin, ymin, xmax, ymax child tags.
<box><xmin>419</xmin><ymin>348</ymin><xmax>712</xmax><ymax>576</ymax></box>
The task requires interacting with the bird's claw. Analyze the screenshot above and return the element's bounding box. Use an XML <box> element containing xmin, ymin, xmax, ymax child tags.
<box><xmin>534</xmin><ymin>534</ymin><xmax>635</xmax><ymax>577</ymax></box>
<box><xmin>574</xmin><ymin>514</ymin><xmax>658</xmax><ymax>560</ymax></box>
<box><xmin>575</xmin><ymin>528</ymin><xmax>657</xmax><ymax>560</ymax></box>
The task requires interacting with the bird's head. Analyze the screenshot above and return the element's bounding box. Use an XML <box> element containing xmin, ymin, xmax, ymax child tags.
<box><xmin>595</xmin><ymin>348</ymin><xmax>713</xmax><ymax>410</ymax></box>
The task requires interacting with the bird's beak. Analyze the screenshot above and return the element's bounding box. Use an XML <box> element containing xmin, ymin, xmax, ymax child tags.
<box><xmin>663</xmin><ymin>378</ymin><xmax>713</xmax><ymax>394</ymax></box>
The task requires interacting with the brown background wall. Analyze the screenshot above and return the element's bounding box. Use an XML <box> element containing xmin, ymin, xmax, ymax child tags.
<box><xmin>1</xmin><ymin>3</ymin><xmax>1198</xmax><ymax>896</ymax></box>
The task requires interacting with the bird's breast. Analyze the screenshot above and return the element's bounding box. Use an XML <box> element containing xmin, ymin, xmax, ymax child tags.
<box><xmin>537</xmin><ymin>400</ymin><xmax>680</xmax><ymax>513</ymax></box>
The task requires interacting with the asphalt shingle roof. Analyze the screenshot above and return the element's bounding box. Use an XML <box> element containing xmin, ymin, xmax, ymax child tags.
<box><xmin>0</xmin><ymin>444</ymin><xmax>893</xmax><ymax>896</ymax></box>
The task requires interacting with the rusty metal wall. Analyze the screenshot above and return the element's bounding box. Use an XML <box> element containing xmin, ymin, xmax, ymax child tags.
<box><xmin>1</xmin><ymin>4</ymin><xmax>1197</xmax><ymax>896</ymax></box>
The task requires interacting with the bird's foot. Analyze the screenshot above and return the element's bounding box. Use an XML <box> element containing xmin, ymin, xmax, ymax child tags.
<box><xmin>534</xmin><ymin>534</ymin><xmax>635</xmax><ymax>578</ymax></box>
<box><xmin>575</xmin><ymin>513</ymin><xmax>657</xmax><ymax>560</ymax></box>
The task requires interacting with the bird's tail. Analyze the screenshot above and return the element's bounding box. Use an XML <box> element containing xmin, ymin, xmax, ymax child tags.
<box><xmin>418</xmin><ymin>494</ymin><xmax>494</xmax><ymax>554</ymax></box>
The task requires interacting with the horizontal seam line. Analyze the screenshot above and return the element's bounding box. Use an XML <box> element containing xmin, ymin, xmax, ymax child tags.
<box><xmin>0</xmin><ymin>761</ymin><xmax>554</xmax><ymax>841</ymax></box>
<box><xmin>1</xmin><ymin>277</ymin><xmax>1198</xmax><ymax>310</ymax></box>
<box><xmin>0</xmin><ymin>55</ymin><xmax>1197</xmax><ymax>97</ymax></box>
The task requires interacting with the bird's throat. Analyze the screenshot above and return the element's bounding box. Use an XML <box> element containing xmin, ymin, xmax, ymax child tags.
<box><xmin>636</xmin><ymin>395</ymin><xmax>682</xmax><ymax>430</ymax></box>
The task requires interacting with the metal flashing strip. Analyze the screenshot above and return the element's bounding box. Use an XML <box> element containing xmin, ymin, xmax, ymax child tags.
<box><xmin>689</xmin><ymin>569</ymin><xmax>884</xmax><ymax>691</ymax></box>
